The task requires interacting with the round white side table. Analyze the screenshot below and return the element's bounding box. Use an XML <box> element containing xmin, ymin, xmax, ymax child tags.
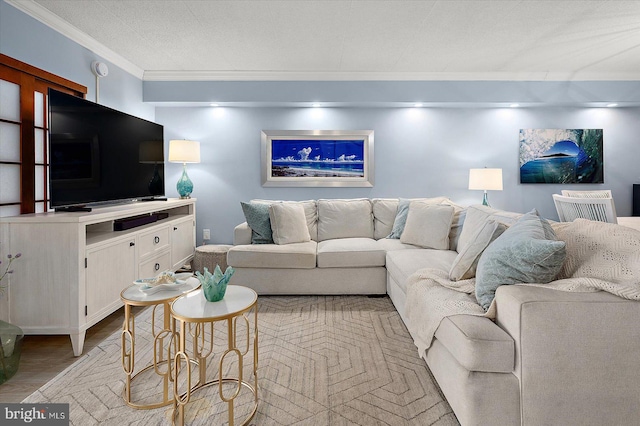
<box><xmin>171</xmin><ymin>285</ymin><xmax>258</xmax><ymax>426</ymax></box>
<box><xmin>120</xmin><ymin>277</ymin><xmax>199</xmax><ymax>409</ymax></box>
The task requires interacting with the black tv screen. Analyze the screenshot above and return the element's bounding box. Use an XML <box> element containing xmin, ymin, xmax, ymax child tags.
<box><xmin>48</xmin><ymin>89</ymin><xmax>165</xmax><ymax>208</ymax></box>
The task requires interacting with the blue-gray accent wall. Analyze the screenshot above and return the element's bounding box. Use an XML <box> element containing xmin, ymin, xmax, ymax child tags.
<box><xmin>156</xmin><ymin>105</ymin><xmax>640</xmax><ymax>245</ymax></box>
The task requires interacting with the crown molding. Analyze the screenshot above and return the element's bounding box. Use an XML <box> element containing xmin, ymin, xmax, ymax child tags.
<box><xmin>6</xmin><ymin>0</ymin><xmax>144</xmax><ymax>79</ymax></box>
<box><xmin>142</xmin><ymin>70</ymin><xmax>640</xmax><ymax>82</ymax></box>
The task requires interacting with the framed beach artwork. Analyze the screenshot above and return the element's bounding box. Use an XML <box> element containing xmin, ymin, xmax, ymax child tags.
<box><xmin>519</xmin><ymin>129</ymin><xmax>604</xmax><ymax>184</ymax></box>
<box><xmin>261</xmin><ymin>130</ymin><xmax>374</xmax><ymax>187</ymax></box>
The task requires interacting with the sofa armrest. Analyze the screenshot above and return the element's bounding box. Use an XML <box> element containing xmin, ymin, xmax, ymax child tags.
<box><xmin>234</xmin><ymin>222</ymin><xmax>252</xmax><ymax>245</ymax></box>
<box><xmin>494</xmin><ymin>285</ymin><xmax>640</xmax><ymax>425</ymax></box>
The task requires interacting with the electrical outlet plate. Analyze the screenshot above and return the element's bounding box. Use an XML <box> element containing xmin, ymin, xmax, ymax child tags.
<box><xmin>203</xmin><ymin>229</ymin><xmax>210</xmax><ymax>240</ymax></box>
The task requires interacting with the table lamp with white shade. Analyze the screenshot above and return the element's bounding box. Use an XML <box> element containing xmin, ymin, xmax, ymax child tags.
<box><xmin>469</xmin><ymin>168</ymin><xmax>503</xmax><ymax>207</ymax></box>
<box><xmin>168</xmin><ymin>139</ymin><xmax>200</xmax><ymax>199</ymax></box>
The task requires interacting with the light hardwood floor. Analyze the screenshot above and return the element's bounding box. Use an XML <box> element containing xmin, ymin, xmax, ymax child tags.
<box><xmin>0</xmin><ymin>306</ymin><xmax>140</xmax><ymax>402</ymax></box>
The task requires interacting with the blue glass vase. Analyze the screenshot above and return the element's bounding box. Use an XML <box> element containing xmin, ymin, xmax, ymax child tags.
<box><xmin>176</xmin><ymin>164</ymin><xmax>193</xmax><ymax>199</ymax></box>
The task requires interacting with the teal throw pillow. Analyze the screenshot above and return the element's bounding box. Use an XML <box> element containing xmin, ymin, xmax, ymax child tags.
<box><xmin>241</xmin><ymin>201</ymin><xmax>273</xmax><ymax>244</ymax></box>
<box><xmin>387</xmin><ymin>198</ymin><xmax>411</xmax><ymax>239</ymax></box>
<box><xmin>475</xmin><ymin>210</ymin><xmax>566</xmax><ymax>311</ymax></box>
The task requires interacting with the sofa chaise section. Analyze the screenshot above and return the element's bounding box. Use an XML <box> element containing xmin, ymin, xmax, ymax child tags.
<box><xmin>494</xmin><ymin>285</ymin><xmax>640</xmax><ymax>426</ymax></box>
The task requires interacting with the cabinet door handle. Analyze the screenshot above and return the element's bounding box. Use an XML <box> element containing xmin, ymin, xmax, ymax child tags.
<box><xmin>173</xmin><ymin>226</ymin><xmax>178</xmax><ymax>231</ymax></box>
<box><xmin>154</xmin><ymin>236</ymin><xmax>160</xmax><ymax>244</ymax></box>
<box><xmin>129</xmin><ymin>242</ymin><xmax>135</xmax><ymax>247</ymax></box>
<box><xmin>154</xmin><ymin>263</ymin><xmax>160</xmax><ymax>271</ymax></box>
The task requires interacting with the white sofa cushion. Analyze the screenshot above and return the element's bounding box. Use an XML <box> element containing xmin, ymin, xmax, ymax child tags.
<box><xmin>401</xmin><ymin>203</ymin><xmax>455</xmax><ymax>249</ymax></box>
<box><xmin>385</xmin><ymin>249</ymin><xmax>458</xmax><ymax>293</ymax></box>
<box><xmin>269</xmin><ymin>203</ymin><xmax>311</xmax><ymax>245</ymax></box>
<box><xmin>317</xmin><ymin>238</ymin><xmax>385</xmax><ymax>268</ymax></box>
<box><xmin>371</xmin><ymin>198</ymin><xmax>399</xmax><ymax>240</ymax></box>
<box><xmin>317</xmin><ymin>199</ymin><xmax>373</xmax><ymax>241</ymax></box>
<box><xmin>375</xmin><ymin>238</ymin><xmax>419</xmax><ymax>251</ymax></box>
<box><xmin>227</xmin><ymin>241</ymin><xmax>317</xmax><ymax>269</ymax></box>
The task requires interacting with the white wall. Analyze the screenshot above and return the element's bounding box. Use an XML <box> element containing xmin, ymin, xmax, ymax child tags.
<box><xmin>157</xmin><ymin>105</ymin><xmax>640</xmax><ymax>245</ymax></box>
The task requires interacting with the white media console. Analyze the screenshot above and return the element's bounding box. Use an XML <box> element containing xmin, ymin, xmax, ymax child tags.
<box><xmin>0</xmin><ymin>198</ymin><xmax>196</xmax><ymax>356</ymax></box>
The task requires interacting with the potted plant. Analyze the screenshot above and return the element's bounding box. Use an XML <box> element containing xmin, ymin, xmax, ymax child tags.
<box><xmin>0</xmin><ymin>250</ymin><xmax>22</xmax><ymax>385</ymax></box>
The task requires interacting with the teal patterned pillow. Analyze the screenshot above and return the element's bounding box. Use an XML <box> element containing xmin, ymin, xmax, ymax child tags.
<box><xmin>240</xmin><ymin>202</ymin><xmax>273</xmax><ymax>244</ymax></box>
<box><xmin>387</xmin><ymin>198</ymin><xmax>411</xmax><ymax>239</ymax></box>
<box><xmin>475</xmin><ymin>210</ymin><xmax>566</xmax><ymax>310</ymax></box>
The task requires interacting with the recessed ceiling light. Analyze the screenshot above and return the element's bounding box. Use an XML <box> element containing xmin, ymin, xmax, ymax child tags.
<box><xmin>606</xmin><ymin>103</ymin><xmax>618</xmax><ymax>107</ymax></box>
<box><xmin>210</xmin><ymin>103</ymin><xmax>219</xmax><ymax>107</ymax></box>
<box><xmin>414</xmin><ymin>103</ymin><xmax>423</xmax><ymax>107</ymax></box>
<box><xmin>312</xmin><ymin>103</ymin><xmax>321</xmax><ymax>108</ymax></box>
<box><xmin>510</xmin><ymin>103</ymin><xmax>520</xmax><ymax>108</ymax></box>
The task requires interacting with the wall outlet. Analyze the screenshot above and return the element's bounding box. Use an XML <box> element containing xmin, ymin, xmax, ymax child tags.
<box><xmin>203</xmin><ymin>229</ymin><xmax>210</xmax><ymax>240</ymax></box>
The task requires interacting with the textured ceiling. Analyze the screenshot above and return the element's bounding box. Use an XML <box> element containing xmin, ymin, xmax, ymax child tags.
<box><xmin>15</xmin><ymin>0</ymin><xmax>640</xmax><ymax>80</ymax></box>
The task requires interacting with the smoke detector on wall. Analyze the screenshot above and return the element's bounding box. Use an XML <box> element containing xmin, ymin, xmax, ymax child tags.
<box><xmin>91</xmin><ymin>61</ymin><xmax>109</xmax><ymax>77</ymax></box>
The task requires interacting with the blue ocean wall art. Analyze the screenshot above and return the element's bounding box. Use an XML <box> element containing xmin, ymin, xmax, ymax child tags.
<box><xmin>271</xmin><ymin>139</ymin><xmax>365</xmax><ymax>178</ymax></box>
<box><xmin>519</xmin><ymin>129</ymin><xmax>604</xmax><ymax>184</ymax></box>
<box><xmin>261</xmin><ymin>130</ymin><xmax>374</xmax><ymax>187</ymax></box>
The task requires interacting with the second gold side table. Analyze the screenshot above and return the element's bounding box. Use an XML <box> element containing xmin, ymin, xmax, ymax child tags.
<box><xmin>120</xmin><ymin>277</ymin><xmax>200</xmax><ymax>409</ymax></box>
<box><xmin>171</xmin><ymin>285</ymin><xmax>258</xmax><ymax>426</ymax></box>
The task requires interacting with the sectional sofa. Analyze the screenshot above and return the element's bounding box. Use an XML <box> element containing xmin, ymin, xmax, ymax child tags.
<box><xmin>227</xmin><ymin>198</ymin><xmax>640</xmax><ymax>425</ymax></box>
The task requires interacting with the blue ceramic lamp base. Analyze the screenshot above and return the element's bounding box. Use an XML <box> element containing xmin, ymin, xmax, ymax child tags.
<box><xmin>176</xmin><ymin>163</ymin><xmax>194</xmax><ymax>199</ymax></box>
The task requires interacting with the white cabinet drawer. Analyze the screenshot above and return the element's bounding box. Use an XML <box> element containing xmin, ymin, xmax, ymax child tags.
<box><xmin>138</xmin><ymin>226</ymin><xmax>170</xmax><ymax>258</ymax></box>
<box><xmin>139</xmin><ymin>250</ymin><xmax>171</xmax><ymax>278</ymax></box>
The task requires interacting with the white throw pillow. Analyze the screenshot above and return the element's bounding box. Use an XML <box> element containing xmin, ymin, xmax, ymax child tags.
<box><xmin>252</xmin><ymin>199</ymin><xmax>318</xmax><ymax>241</ymax></box>
<box><xmin>456</xmin><ymin>205</ymin><xmax>498</xmax><ymax>253</ymax></box>
<box><xmin>457</xmin><ymin>205</ymin><xmax>521</xmax><ymax>254</ymax></box>
<box><xmin>268</xmin><ymin>203</ymin><xmax>311</xmax><ymax>245</ymax></box>
<box><xmin>449</xmin><ymin>219</ymin><xmax>507</xmax><ymax>281</ymax></box>
<box><xmin>400</xmin><ymin>203</ymin><xmax>455</xmax><ymax>250</ymax></box>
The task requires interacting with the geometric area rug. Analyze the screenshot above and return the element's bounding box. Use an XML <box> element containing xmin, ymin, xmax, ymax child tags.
<box><xmin>23</xmin><ymin>295</ymin><xmax>459</xmax><ymax>425</ymax></box>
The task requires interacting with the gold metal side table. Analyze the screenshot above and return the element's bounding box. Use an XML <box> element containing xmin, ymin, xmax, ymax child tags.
<box><xmin>171</xmin><ymin>285</ymin><xmax>258</xmax><ymax>426</ymax></box>
<box><xmin>120</xmin><ymin>277</ymin><xmax>200</xmax><ymax>409</ymax></box>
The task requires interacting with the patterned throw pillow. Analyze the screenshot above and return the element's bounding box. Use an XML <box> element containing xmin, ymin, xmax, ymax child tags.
<box><xmin>475</xmin><ymin>210</ymin><xmax>566</xmax><ymax>310</ymax></box>
<box><xmin>240</xmin><ymin>201</ymin><xmax>273</xmax><ymax>244</ymax></box>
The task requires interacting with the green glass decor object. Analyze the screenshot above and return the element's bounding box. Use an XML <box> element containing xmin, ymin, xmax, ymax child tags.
<box><xmin>176</xmin><ymin>164</ymin><xmax>194</xmax><ymax>199</ymax></box>
<box><xmin>0</xmin><ymin>320</ymin><xmax>23</xmax><ymax>385</ymax></box>
<box><xmin>196</xmin><ymin>265</ymin><xmax>235</xmax><ymax>302</ymax></box>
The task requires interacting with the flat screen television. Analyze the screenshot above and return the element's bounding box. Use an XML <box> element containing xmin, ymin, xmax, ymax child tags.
<box><xmin>48</xmin><ymin>89</ymin><xmax>165</xmax><ymax>209</ymax></box>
